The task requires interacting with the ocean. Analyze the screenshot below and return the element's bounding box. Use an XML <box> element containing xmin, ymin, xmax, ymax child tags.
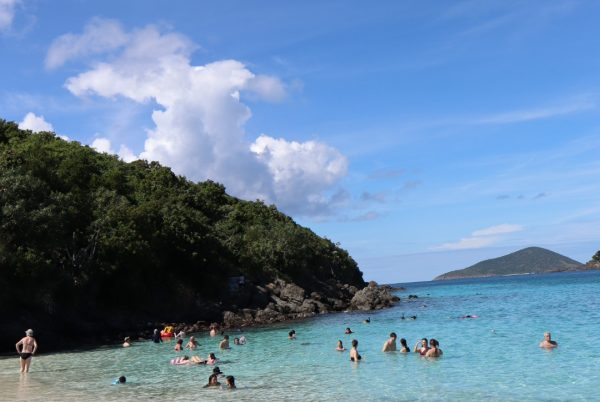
<box><xmin>1</xmin><ymin>271</ymin><xmax>599</xmax><ymax>401</ymax></box>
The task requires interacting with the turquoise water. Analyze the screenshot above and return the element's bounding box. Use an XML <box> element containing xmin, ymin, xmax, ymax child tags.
<box><xmin>2</xmin><ymin>271</ymin><xmax>600</xmax><ymax>401</ymax></box>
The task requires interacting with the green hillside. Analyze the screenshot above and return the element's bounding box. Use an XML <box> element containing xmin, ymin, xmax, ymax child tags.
<box><xmin>434</xmin><ymin>247</ymin><xmax>584</xmax><ymax>280</ymax></box>
<box><xmin>0</xmin><ymin>120</ymin><xmax>365</xmax><ymax>349</ymax></box>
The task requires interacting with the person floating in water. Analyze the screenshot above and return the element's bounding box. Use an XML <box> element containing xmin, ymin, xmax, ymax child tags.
<box><xmin>112</xmin><ymin>376</ymin><xmax>126</xmax><ymax>384</ymax></box>
<box><xmin>15</xmin><ymin>329</ymin><xmax>38</xmax><ymax>373</ymax></box>
<box><xmin>539</xmin><ymin>332</ymin><xmax>558</xmax><ymax>349</ymax></box>
<box><xmin>382</xmin><ymin>332</ymin><xmax>397</xmax><ymax>352</ymax></box>
<box><xmin>206</xmin><ymin>352</ymin><xmax>218</xmax><ymax>365</ymax></box>
<box><xmin>363</xmin><ymin>317</ymin><xmax>370</xmax><ymax>324</ymax></box>
<box><xmin>350</xmin><ymin>339</ymin><xmax>362</xmax><ymax>362</ymax></box>
<box><xmin>336</xmin><ymin>340</ymin><xmax>346</xmax><ymax>351</ymax></box>
<box><xmin>345</xmin><ymin>327</ymin><xmax>353</xmax><ymax>334</ymax></box>
<box><xmin>425</xmin><ymin>339</ymin><xmax>443</xmax><ymax>357</ymax></box>
<box><xmin>288</xmin><ymin>330</ymin><xmax>296</xmax><ymax>340</ymax></box>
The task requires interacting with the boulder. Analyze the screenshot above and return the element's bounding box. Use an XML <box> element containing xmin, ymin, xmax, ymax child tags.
<box><xmin>280</xmin><ymin>283</ymin><xmax>306</xmax><ymax>304</ymax></box>
<box><xmin>350</xmin><ymin>285</ymin><xmax>398</xmax><ymax>311</ymax></box>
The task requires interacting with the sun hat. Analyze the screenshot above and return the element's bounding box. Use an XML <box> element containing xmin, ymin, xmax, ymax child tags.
<box><xmin>212</xmin><ymin>366</ymin><xmax>224</xmax><ymax>375</ymax></box>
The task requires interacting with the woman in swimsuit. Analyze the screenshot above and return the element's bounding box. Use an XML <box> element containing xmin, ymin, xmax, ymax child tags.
<box><xmin>414</xmin><ymin>338</ymin><xmax>428</xmax><ymax>355</ymax></box>
<box><xmin>206</xmin><ymin>352</ymin><xmax>218</xmax><ymax>365</ymax></box>
<box><xmin>425</xmin><ymin>339</ymin><xmax>443</xmax><ymax>358</ymax></box>
<box><xmin>185</xmin><ymin>336</ymin><xmax>198</xmax><ymax>350</ymax></box>
<box><xmin>350</xmin><ymin>339</ymin><xmax>362</xmax><ymax>362</ymax></box>
<box><xmin>15</xmin><ymin>329</ymin><xmax>38</xmax><ymax>373</ymax></box>
<box><xmin>336</xmin><ymin>340</ymin><xmax>346</xmax><ymax>351</ymax></box>
<box><xmin>175</xmin><ymin>338</ymin><xmax>183</xmax><ymax>351</ymax></box>
<box><xmin>399</xmin><ymin>338</ymin><xmax>410</xmax><ymax>353</ymax></box>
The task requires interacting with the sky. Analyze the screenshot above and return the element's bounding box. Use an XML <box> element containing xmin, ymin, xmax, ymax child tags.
<box><xmin>2</xmin><ymin>0</ymin><xmax>600</xmax><ymax>283</ymax></box>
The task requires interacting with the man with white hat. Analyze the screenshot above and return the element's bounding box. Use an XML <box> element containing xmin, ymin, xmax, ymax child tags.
<box><xmin>15</xmin><ymin>329</ymin><xmax>38</xmax><ymax>373</ymax></box>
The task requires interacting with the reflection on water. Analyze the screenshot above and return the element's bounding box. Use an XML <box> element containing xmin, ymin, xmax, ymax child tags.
<box><xmin>1</xmin><ymin>271</ymin><xmax>600</xmax><ymax>401</ymax></box>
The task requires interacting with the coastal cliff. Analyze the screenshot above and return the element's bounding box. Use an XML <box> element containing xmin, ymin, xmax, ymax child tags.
<box><xmin>0</xmin><ymin>120</ymin><xmax>384</xmax><ymax>352</ymax></box>
<box><xmin>434</xmin><ymin>247</ymin><xmax>586</xmax><ymax>280</ymax></box>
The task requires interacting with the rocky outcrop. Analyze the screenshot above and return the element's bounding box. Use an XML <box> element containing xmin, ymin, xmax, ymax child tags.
<box><xmin>349</xmin><ymin>282</ymin><xmax>400</xmax><ymax>310</ymax></box>
<box><xmin>222</xmin><ymin>279</ymin><xmax>399</xmax><ymax>327</ymax></box>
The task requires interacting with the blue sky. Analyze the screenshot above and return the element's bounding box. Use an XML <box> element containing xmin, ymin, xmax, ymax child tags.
<box><xmin>2</xmin><ymin>0</ymin><xmax>600</xmax><ymax>282</ymax></box>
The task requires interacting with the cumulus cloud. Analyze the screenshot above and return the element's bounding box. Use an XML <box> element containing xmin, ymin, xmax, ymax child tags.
<box><xmin>91</xmin><ymin>137</ymin><xmax>137</xmax><ymax>162</ymax></box>
<box><xmin>0</xmin><ymin>0</ymin><xmax>18</xmax><ymax>31</ymax></box>
<box><xmin>18</xmin><ymin>112</ymin><xmax>54</xmax><ymax>132</ymax></box>
<box><xmin>45</xmin><ymin>18</ymin><xmax>130</xmax><ymax>69</ymax></box>
<box><xmin>435</xmin><ymin>223</ymin><xmax>523</xmax><ymax>250</ymax></box>
<box><xmin>57</xmin><ymin>20</ymin><xmax>346</xmax><ymax>215</ymax></box>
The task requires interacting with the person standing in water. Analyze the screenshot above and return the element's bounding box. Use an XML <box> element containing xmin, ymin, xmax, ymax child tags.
<box><xmin>15</xmin><ymin>329</ymin><xmax>38</xmax><ymax>373</ymax></box>
<box><xmin>382</xmin><ymin>332</ymin><xmax>397</xmax><ymax>352</ymax></box>
<box><xmin>350</xmin><ymin>339</ymin><xmax>362</xmax><ymax>362</ymax></box>
<box><xmin>425</xmin><ymin>339</ymin><xmax>443</xmax><ymax>357</ymax></box>
<box><xmin>219</xmin><ymin>335</ymin><xmax>230</xmax><ymax>349</ymax></box>
<box><xmin>539</xmin><ymin>332</ymin><xmax>558</xmax><ymax>349</ymax></box>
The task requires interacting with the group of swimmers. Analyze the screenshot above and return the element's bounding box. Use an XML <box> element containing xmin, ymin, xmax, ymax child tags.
<box><xmin>333</xmin><ymin>331</ymin><xmax>442</xmax><ymax>360</ymax></box>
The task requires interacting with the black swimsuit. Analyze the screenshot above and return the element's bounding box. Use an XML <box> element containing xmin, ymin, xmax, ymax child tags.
<box><xmin>20</xmin><ymin>352</ymin><xmax>32</xmax><ymax>359</ymax></box>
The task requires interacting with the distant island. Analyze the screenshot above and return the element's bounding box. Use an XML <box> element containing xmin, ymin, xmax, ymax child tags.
<box><xmin>434</xmin><ymin>247</ymin><xmax>590</xmax><ymax>280</ymax></box>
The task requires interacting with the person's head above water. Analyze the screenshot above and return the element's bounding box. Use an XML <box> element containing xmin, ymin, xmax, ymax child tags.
<box><xmin>226</xmin><ymin>375</ymin><xmax>236</xmax><ymax>388</ymax></box>
<box><xmin>209</xmin><ymin>352</ymin><xmax>216</xmax><ymax>359</ymax></box>
<box><xmin>429</xmin><ymin>339</ymin><xmax>439</xmax><ymax>348</ymax></box>
<box><xmin>352</xmin><ymin>339</ymin><xmax>358</xmax><ymax>348</ymax></box>
<box><xmin>400</xmin><ymin>338</ymin><xmax>408</xmax><ymax>347</ymax></box>
<box><xmin>390</xmin><ymin>332</ymin><xmax>397</xmax><ymax>339</ymax></box>
<box><xmin>118</xmin><ymin>376</ymin><xmax>126</xmax><ymax>384</ymax></box>
<box><xmin>224</xmin><ymin>335</ymin><xmax>229</xmax><ymax>340</ymax></box>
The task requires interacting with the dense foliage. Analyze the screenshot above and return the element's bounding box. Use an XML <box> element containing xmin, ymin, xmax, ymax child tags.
<box><xmin>0</xmin><ymin>120</ymin><xmax>364</xmax><ymax>332</ymax></box>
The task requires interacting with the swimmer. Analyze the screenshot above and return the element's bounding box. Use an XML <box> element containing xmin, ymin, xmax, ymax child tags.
<box><xmin>409</xmin><ymin>315</ymin><xmax>417</xmax><ymax>320</ymax></box>
<box><xmin>239</xmin><ymin>336</ymin><xmax>246</xmax><ymax>345</ymax></box>
<box><xmin>345</xmin><ymin>327</ymin><xmax>353</xmax><ymax>334</ymax></box>
<box><xmin>350</xmin><ymin>339</ymin><xmax>362</xmax><ymax>362</ymax></box>
<box><xmin>212</xmin><ymin>366</ymin><xmax>224</xmax><ymax>376</ymax></box>
<box><xmin>382</xmin><ymin>332</ymin><xmax>397</xmax><ymax>352</ymax></box>
<box><xmin>152</xmin><ymin>329</ymin><xmax>162</xmax><ymax>343</ymax></box>
<box><xmin>363</xmin><ymin>317</ymin><xmax>370</xmax><ymax>324</ymax></box>
<box><xmin>171</xmin><ymin>355</ymin><xmax>205</xmax><ymax>365</ymax></box>
<box><xmin>336</xmin><ymin>340</ymin><xmax>346</xmax><ymax>351</ymax></box>
<box><xmin>209</xmin><ymin>323</ymin><xmax>219</xmax><ymax>337</ymax></box>
<box><xmin>225</xmin><ymin>375</ymin><xmax>236</xmax><ymax>389</ymax></box>
<box><xmin>233</xmin><ymin>337</ymin><xmax>240</xmax><ymax>345</ymax></box>
<box><xmin>185</xmin><ymin>336</ymin><xmax>198</xmax><ymax>350</ymax></box>
<box><xmin>425</xmin><ymin>339</ymin><xmax>443</xmax><ymax>357</ymax></box>
<box><xmin>539</xmin><ymin>332</ymin><xmax>558</xmax><ymax>349</ymax></box>
<box><xmin>203</xmin><ymin>373</ymin><xmax>221</xmax><ymax>388</ymax></box>
<box><xmin>289</xmin><ymin>330</ymin><xmax>296</xmax><ymax>340</ymax></box>
<box><xmin>399</xmin><ymin>338</ymin><xmax>410</xmax><ymax>353</ymax></box>
<box><xmin>174</xmin><ymin>338</ymin><xmax>183</xmax><ymax>351</ymax></box>
<box><xmin>174</xmin><ymin>330</ymin><xmax>185</xmax><ymax>339</ymax></box>
<box><xmin>123</xmin><ymin>337</ymin><xmax>131</xmax><ymax>348</ymax></box>
<box><xmin>15</xmin><ymin>329</ymin><xmax>37</xmax><ymax>373</ymax></box>
<box><xmin>206</xmin><ymin>352</ymin><xmax>218</xmax><ymax>365</ymax></box>
<box><xmin>112</xmin><ymin>376</ymin><xmax>126</xmax><ymax>384</ymax></box>
<box><xmin>414</xmin><ymin>338</ymin><xmax>428</xmax><ymax>355</ymax></box>
<box><xmin>219</xmin><ymin>335</ymin><xmax>230</xmax><ymax>349</ymax></box>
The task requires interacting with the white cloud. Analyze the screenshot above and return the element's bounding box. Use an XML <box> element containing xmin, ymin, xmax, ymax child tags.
<box><xmin>59</xmin><ymin>20</ymin><xmax>345</xmax><ymax>215</ymax></box>
<box><xmin>91</xmin><ymin>137</ymin><xmax>137</xmax><ymax>162</ymax></box>
<box><xmin>472</xmin><ymin>223</ymin><xmax>523</xmax><ymax>236</ymax></box>
<box><xmin>434</xmin><ymin>223</ymin><xmax>523</xmax><ymax>250</ymax></box>
<box><xmin>91</xmin><ymin>137</ymin><xmax>113</xmax><ymax>154</ymax></box>
<box><xmin>474</xmin><ymin>100</ymin><xmax>594</xmax><ymax>125</ymax></box>
<box><xmin>0</xmin><ymin>0</ymin><xmax>18</xmax><ymax>31</ymax></box>
<box><xmin>18</xmin><ymin>112</ymin><xmax>54</xmax><ymax>132</ymax></box>
<box><xmin>45</xmin><ymin>18</ymin><xmax>130</xmax><ymax>69</ymax></box>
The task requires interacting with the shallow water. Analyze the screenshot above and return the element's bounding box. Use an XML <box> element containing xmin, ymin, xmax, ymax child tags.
<box><xmin>2</xmin><ymin>271</ymin><xmax>600</xmax><ymax>401</ymax></box>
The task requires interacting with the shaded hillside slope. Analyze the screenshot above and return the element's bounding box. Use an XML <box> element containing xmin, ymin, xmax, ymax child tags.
<box><xmin>0</xmin><ymin>120</ymin><xmax>365</xmax><ymax>350</ymax></box>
